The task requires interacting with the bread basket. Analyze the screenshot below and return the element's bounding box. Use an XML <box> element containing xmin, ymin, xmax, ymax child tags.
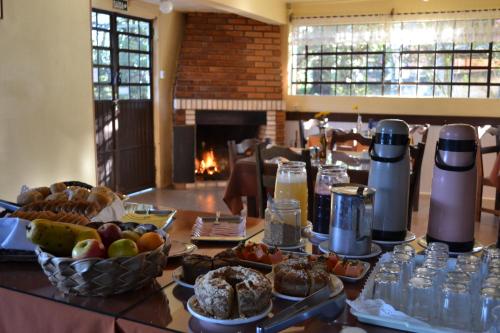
<box><xmin>35</xmin><ymin>234</ymin><xmax>171</xmax><ymax>296</ymax></box>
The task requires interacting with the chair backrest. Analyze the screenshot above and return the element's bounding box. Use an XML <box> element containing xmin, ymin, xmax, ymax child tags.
<box><xmin>410</xmin><ymin>124</ymin><xmax>430</xmax><ymax>144</ymax></box>
<box><xmin>330</xmin><ymin>129</ymin><xmax>372</xmax><ymax>151</ymax></box>
<box><xmin>255</xmin><ymin>143</ymin><xmax>314</xmax><ymax>219</ymax></box>
<box><xmin>298</xmin><ymin>120</ymin><xmax>307</xmax><ymax>148</ymax></box>
<box><xmin>227</xmin><ymin>138</ymin><xmax>260</xmax><ymax>173</ymax></box>
<box><xmin>407</xmin><ymin>142</ymin><xmax>426</xmax><ymax>229</ymax></box>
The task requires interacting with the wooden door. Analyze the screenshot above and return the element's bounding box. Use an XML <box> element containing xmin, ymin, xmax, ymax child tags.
<box><xmin>92</xmin><ymin>10</ymin><xmax>154</xmax><ymax>194</ymax></box>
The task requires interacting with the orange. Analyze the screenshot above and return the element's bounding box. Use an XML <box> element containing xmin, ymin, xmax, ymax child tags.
<box><xmin>136</xmin><ymin>232</ymin><xmax>164</xmax><ymax>252</ymax></box>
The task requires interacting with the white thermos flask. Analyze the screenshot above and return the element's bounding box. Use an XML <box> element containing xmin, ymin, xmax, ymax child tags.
<box><xmin>368</xmin><ymin>119</ymin><xmax>410</xmax><ymax>241</ymax></box>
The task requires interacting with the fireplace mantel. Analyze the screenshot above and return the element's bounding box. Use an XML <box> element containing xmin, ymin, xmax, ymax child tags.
<box><xmin>173</xmin><ymin>98</ymin><xmax>285</xmax><ymax>112</ymax></box>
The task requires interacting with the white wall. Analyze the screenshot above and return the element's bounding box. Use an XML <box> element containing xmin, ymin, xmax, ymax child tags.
<box><xmin>285</xmin><ymin>120</ymin><xmax>497</xmax><ymax>199</ymax></box>
<box><xmin>0</xmin><ymin>0</ymin><xmax>96</xmax><ymax>201</ymax></box>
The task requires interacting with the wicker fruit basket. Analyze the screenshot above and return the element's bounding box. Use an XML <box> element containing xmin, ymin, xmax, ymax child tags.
<box><xmin>35</xmin><ymin>234</ymin><xmax>171</xmax><ymax>296</ymax></box>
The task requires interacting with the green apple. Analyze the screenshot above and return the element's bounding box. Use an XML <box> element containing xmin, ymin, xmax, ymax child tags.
<box><xmin>122</xmin><ymin>230</ymin><xmax>141</xmax><ymax>242</ymax></box>
<box><xmin>107</xmin><ymin>239</ymin><xmax>139</xmax><ymax>258</ymax></box>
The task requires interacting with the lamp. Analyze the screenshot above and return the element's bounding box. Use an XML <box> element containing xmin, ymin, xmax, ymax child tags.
<box><xmin>159</xmin><ymin>0</ymin><xmax>174</xmax><ymax>14</ymax></box>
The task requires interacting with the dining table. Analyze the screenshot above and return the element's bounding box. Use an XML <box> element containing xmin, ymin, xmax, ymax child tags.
<box><xmin>0</xmin><ymin>208</ymin><xmax>458</xmax><ymax>333</ymax></box>
<box><xmin>223</xmin><ymin>150</ymin><xmax>371</xmax><ymax>216</ymax></box>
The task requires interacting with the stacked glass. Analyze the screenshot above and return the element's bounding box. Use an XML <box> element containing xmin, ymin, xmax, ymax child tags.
<box><xmin>369</xmin><ymin>242</ymin><xmax>500</xmax><ymax>332</ymax></box>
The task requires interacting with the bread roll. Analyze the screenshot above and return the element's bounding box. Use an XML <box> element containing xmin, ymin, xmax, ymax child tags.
<box><xmin>50</xmin><ymin>182</ymin><xmax>67</xmax><ymax>193</ymax></box>
<box><xmin>87</xmin><ymin>192</ymin><xmax>112</xmax><ymax>210</ymax></box>
<box><xmin>33</xmin><ymin>187</ymin><xmax>51</xmax><ymax>198</ymax></box>
<box><xmin>45</xmin><ymin>192</ymin><xmax>68</xmax><ymax>201</ymax></box>
<box><xmin>91</xmin><ymin>186</ymin><xmax>112</xmax><ymax>195</ymax></box>
<box><xmin>69</xmin><ymin>188</ymin><xmax>90</xmax><ymax>201</ymax></box>
<box><xmin>16</xmin><ymin>190</ymin><xmax>43</xmax><ymax>205</ymax></box>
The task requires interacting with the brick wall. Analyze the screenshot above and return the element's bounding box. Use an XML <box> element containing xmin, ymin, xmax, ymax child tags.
<box><xmin>175</xmin><ymin>13</ymin><xmax>282</xmax><ymax>100</ymax></box>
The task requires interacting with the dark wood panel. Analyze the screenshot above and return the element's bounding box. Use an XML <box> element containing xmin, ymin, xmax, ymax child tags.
<box><xmin>173</xmin><ymin>126</ymin><xmax>195</xmax><ymax>183</ymax></box>
<box><xmin>285</xmin><ymin>111</ymin><xmax>500</xmax><ymax>126</ymax></box>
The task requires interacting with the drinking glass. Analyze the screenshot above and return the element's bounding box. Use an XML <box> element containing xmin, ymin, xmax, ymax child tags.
<box><xmin>422</xmin><ymin>259</ymin><xmax>447</xmax><ymax>286</ymax></box>
<box><xmin>445</xmin><ymin>271</ymin><xmax>471</xmax><ymax>290</ymax></box>
<box><xmin>372</xmin><ymin>272</ymin><xmax>400</xmax><ymax>309</ymax></box>
<box><xmin>312</xmin><ymin>165</ymin><xmax>349</xmax><ymax>235</ymax></box>
<box><xmin>476</xmin><ymin>287</ymin><xmax>500</xmax><ymax>332</ymax></box>
<box><xmin>427</xmin><ymin>242</ymin><xmax>449</xmax><ymax>254</ymax></box>
<box><xmin>406</xmin><ymin>276</ymin><xmax>434</xmax><ymax>322</ymax></box>
<box><xmin>263</xmin><ymin>199</ymin><xmax>301</xmax><ymax>247</ymax></box>
<box><xmin>439</xmin><ymin>282</ymin><xmax>471</xmax><ymax>331</ymax></box>
<box><xmin>392</xmin><ymin>253</ymin><xmax>413</xmax><ymax>290</ymax></box>
<box><xmin>483</xmin><ymin>247</ymin><xmax>500</xmax><ymax>277</ymax></box>
<box><xmin>457</xmin><ymin>253</ymin><xmax>481</xmax><ymax>267</ymax></box>
<box><xmin>456</xmin><ymin>263</ymin><xmax>481</xmax><ymax>295</ymax></box>
<box><xmin>425</xmin><ymin>250</ymin><xmax>449</xmax><ymax>263</ymax></box>
<box><xmin>492</xmin><ymin>305</ymin><xmax>500</xmax><ymax>333</ymax></box>
<box><xmin>393</xmin><ymin>244</ymin><xmax>416</xmax><ymax>258</ymax></box>
<box><xmin>483</xmin><ymin>276</ymin><xmax>500</xmax><ymax>288</ymax></box>
<box><xmin>379</xmin><ymin>263</ymin><xmax>403</xmax><ymax>308</ymax></box>
<box><xmin>275</xmin><ymin>161</ymin><xmax>308</xmax><ymax>227</ymax></box>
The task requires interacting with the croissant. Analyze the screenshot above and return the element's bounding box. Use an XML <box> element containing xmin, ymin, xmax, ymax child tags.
<box><xmin>19</xmin><ymin>199</ymin><xmax>99</xmax><ymax>219</ymax></box>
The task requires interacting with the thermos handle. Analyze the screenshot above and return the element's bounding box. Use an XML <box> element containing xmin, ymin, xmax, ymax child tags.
<box><xmin>369</xmin><ymin>139</ymin><xmax>408</xmax><ymax>163</ymax></box>
<box><xmin>434</xmin><ymin>140</ymin><xmax>477</xmax><ymax>172</ymax></box>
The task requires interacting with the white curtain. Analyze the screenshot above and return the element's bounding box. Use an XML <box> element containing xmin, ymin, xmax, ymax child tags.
<box><xmin>291</xmin><ymin>18</ymin><xmax>500</xmax><ymax>46</ymax></box>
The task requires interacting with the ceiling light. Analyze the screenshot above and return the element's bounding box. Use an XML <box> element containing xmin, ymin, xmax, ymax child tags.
<box><xmin>160</xmin><ymin>0</ymin><xmax>174</xmax><ymax>14</ymax></box>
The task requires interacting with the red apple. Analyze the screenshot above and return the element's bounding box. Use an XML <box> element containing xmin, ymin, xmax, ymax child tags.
<box><xmin>72</xmin><ymin>239</ymin><xmax>106</xmax><ymax>259</ymax></box>
<box><xmin>97</xmin><ymin>223</ymin><xmax>122</xmax><ymax>247</ymax></box>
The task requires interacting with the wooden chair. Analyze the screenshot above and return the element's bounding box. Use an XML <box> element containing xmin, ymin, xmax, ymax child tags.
<box><xmin>255</xmin><ymin>143</ymin><xmax>314</xmax><ymax>220</ymax></box>
<box><xmin>227</xmin><ymin>138</ymin><xmax>260</xmax><ymax>173</ymax></box>
<box><xmin>409</xmin><ymin>124</ymin><xmax>429</xmax><ymax>211</ymax></box>
<box><xmin>298</xmin><ymin>120</ymin><xmax>307</xmax><ymax>148</ymax></box>
<box><xmin>407</xmin><ymin>142</ymin><xmax>426</xmax><ymax>230</ymax></box>
<box><xmin>329</xmin><ymin>129</ymin><xmax>372</xmax><ymax>152</ymax></box>
<box><xmin>476</xmin><ymin>127</ymin><xmax>500</xmax><ymax>221</ymax></box>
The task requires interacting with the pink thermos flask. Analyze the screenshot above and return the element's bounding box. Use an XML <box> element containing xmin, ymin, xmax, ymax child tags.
<box><xmin>427</xmin><ymin>124</ymin><xmax>478</xmax><ymax>252</ymax></box>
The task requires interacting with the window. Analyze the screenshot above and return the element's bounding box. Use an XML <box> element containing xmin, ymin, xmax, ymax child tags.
<box><xmin>290</xmin><ymin>19</ymin><xmax>500</xmax><ymax>98</ymax></box>
<box><xmin>91</xmin><ymin>11</ymin><xmax>152</xmax><ymax>101</ymax></box>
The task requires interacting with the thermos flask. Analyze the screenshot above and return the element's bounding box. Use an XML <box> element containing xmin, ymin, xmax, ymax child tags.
<box><xmin>368</xmin><ymin>119</ymin><xmax>411</xmax><ymax>241</ymax></box>
<box><xmin>427</xmin><ymin>124</ymin><xmax>478</xmax><ymax>252</ymax></box>
<box><xmin>329</xmin><ymin>185</ymin><xmax>375</xmax><ymax>256</ymax></box>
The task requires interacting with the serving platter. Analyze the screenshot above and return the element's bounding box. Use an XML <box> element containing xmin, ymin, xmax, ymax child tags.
<box><xmin>319</xmin><ymin>241</ymin><xmax>382</xmax><ymax>259</ymax></box>
<box><xmin>372</xmin><ymin>231</ymin><xmax>416</xmax><ymax>245</ymax></box>
<box><xmin>172</xmin><ymin>266</ymin><xmax>194</xmax><ymax>289</ymax></box>
<box><xmin>268</xmin><ymin>272</ymin><xmax>344</xmax><ymax>301</ymax></box>
<box><xmin>121</xmin><ymin>209</ymin><xmax>176</xmax><ymax>230</ymax></box>
<box><xmin>191</xmin><ymin>216</ymin><xmax>246</xmax><ymax>242</ymax></box>
<box><xmin>168</xmin><ymin>240</ymin><xmax>197</xmax><ymax>258</ymax></box>
<box><xmin>187</xmin><ymin>296</ymin><xmax>272</xmax><ymax>325</ymax></box>
<box><xmin>416</xmin><ymin>237</ymin><xmax>483</xmax><ymax>255</ymax></box>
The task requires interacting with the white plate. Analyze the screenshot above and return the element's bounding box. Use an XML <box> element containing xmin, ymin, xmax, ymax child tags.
<box><xmin>268</xmin><ymin>272</ymin><xmax>344</xmax><ymax>301</ymax></box>
<box><xmin>172</xmin><ymin>267</ymin><xmax>194</xmax><ymax>289</ymax></box>
<box><xmin>372</xmin><ymin>231</ymin><xmax>416</xmax><ymax>245</ymax></box>
<box><xmin>318</xmin><ymin>241</ymin><xmax>382</xmax><ymax>259</ymax></box>
<box><xmin>169</xmin><ymin>240</ymin><xmax>197</xmax><ymax>258</ymax></box>
<box><xmin>416</xmin><ymin>237</ymin><xmax>484</xmax><ymax>255</ymax></box>
<box><xmin>262</xmin><ymin>237</ymin><xmax>307</xmax><ymax>250</ymax></box>
<box><xmin>187</xmin><ymin>295</ymin><xmax>272</xmax><ymax>325</ymax></box>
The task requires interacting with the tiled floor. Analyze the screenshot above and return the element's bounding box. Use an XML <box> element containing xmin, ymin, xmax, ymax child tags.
<box><xmin>132</xmin><ymin>188</ymin><xmax>499</xmax><ymax>246</ymax></box>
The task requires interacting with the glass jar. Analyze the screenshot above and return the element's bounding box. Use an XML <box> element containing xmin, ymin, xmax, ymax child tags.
<box><xmin>274</xmin><ymin>161</ymin><xmax>308</xmax><ymax>227</ymax></box>
<box><xmin>312</xmin><ymin>165</ymin><xmax>349</xmax><ymax>236</ymax></box>
<box><xmin>263</xmin><ymin>199</ymin><xmax>301</xmax><ymax>247</ymax></box>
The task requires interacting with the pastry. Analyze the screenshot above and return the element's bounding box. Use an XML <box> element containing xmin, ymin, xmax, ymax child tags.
<box><xmin>194</xmin><ymin>266</ymin><xmax>271</xmax><ymax>319</ymax></box>
<box><xmin>182</xmin><ymin>251</ymin><xmax>239</xmax><ymax>284</ymax></box>
<box><xmin>182</xmin><ymin>254</ymin><xmax>213</xmax><ymax>284</ymax></box>
<box><xmin>45</xmin><ymin>192</ymin><xmax>68</xmax><ymax>201</ymax></box>
<box><xmin>32</xmin><ymin>187</ymin><xmax>51</xmax><ymax>198</ymax></box>
<box><xmin>10</xmin><ymin>210</ymin><xmax>90</xmax><ymax>225</ymax></box>
<box><xmin>16</xmin><ymin>190</ymin><xmax>43</xmax><ymax>205</ymax></box>
<box><xmin>19</xmin><ymin>200</ymin><xmax>99</xmax><ymax>219</ymax></box>
<box><xmin>273</xmin><ymin>257</ymin><xmax>330</xmax><ymax>297</ymax></box>
<box><xmin>67</xmin><ymin>187</ymin><xmax>90</xmax><ymax>201</ymax></box>
<box><xmin>50</xmin><ymin>182</ymin><xmax>67</xmax><ymax>193</ymax></box>
<box><xmin>87</xmin><ymin>192</ymin><xmax>112</xmax><ymax>210</ymax></box>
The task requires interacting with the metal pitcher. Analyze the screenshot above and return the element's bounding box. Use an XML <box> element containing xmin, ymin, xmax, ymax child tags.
<box><xmin>329</xmin><ymin>184</ymin><xmax>375</xmax><ymax>256</ymax></box>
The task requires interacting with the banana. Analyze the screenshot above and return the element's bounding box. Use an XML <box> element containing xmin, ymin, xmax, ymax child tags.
<box><xmin>26</xmin><ymin>219</ymin><xmax>101</xmax><ymax>256</ymax></box>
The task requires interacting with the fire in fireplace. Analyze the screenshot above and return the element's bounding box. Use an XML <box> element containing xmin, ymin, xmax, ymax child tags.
<box><xmin>195</xmin><ymin>149</ymin><xmax>220</xmax><ymax>176</ymax></box>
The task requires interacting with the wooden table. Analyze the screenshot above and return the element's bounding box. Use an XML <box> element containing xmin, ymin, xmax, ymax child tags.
<box><xmin>0</xmin><ymin>209</ymin><xmax>453</xmax><ymax>333</ymax></box>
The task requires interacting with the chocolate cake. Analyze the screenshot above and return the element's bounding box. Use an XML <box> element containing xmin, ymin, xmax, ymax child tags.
<box><xmin>181</xmin><ymin>254</ymin><xmax>213</xmax><ymax>284</ymax></box>
<box><xmin>273</xmin><ymin>257</ymin><xmax>330</xmax><ymax>297</ymax></box>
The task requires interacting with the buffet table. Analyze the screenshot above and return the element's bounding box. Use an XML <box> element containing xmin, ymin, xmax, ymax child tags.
<box><xmin>0</xmin><ymin>210</ymin><xmax>436</xmax><ymax>332</ymax></box>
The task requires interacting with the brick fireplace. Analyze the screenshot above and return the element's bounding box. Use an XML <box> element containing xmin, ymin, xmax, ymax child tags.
<box><xmin>173</xmin><ymin>13</ymin><xmax>285</xmax><ymax>183</ymax></box>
